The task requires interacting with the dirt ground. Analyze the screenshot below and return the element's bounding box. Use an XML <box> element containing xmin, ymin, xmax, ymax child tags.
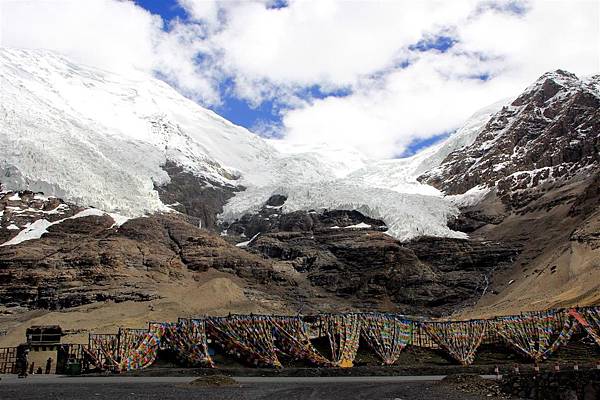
<box><xmin>0</xmin><ymin>269</ymin><xmax>288</xmax><ymax>348</ymax></box>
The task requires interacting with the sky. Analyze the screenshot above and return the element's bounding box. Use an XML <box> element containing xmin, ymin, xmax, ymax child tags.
<box><xmin>1</xmin><ymin>0</ymin><xmax>598</xmax><ymax>160</ymax></box>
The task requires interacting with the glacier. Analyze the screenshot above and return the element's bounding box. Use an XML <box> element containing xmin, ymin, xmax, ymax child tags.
<box><xmin>0</xmin><ymin>47</ymin><xmax>503</xmax><ymax>241</ymax></box>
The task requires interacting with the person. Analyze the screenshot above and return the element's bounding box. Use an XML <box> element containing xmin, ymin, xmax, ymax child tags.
<box><xmin>17</xmin><ymin>348</ymin><xmax>29</xmax><ymax>378</ymax></box>
<box><xmin>45</xmin><ymin>357</ymin><xmax>52</xmax><ymax>374</ymax></box>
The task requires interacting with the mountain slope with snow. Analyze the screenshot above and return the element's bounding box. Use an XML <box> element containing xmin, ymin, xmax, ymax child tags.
<box><xmin>419</xmin><ymin>70</ymin><xmax>600</xmax><ymax>197</ymax></box>
<box><xmin>0</xmin><ymin>48</ymin><xmax>471</xmax><ymax>241</ymax></box>
<box><xmin>0</xmin><ymin>48</ymin><xmax>281</xmax><ymax>215</ymax></box>
<box><xmin>344</xmin><ymin>98</ymin><xmax>508</xmax><ymax>196</ymax></box>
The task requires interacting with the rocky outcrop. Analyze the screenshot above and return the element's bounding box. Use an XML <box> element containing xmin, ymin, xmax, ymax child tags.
<box><xmin>222</xmin><ymin>194</ymin><xmax>387</xmax><ymax>241</ymax></box>
<box><xmin>0</xmin><ymin>189</ymin><xmax>519</xmax><ymax>316</ymax></box>
<box><xmin>154</xmin><ymin>161</ymin><xmax>241</xmax><ymax>230</ymax></box>
<box><xmin>246</xmin><ymin>229</ymin><xmax>518</xmax><ymax>315</ymax></box>
<box><xmin>0</xmin><ymin>197</ymin><xmax>285</xmax><ymax>310</ymax></box>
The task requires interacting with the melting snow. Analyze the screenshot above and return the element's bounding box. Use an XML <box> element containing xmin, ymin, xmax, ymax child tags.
<box><xmin>1</xmin><ymin>219</ymin><xmax>53</xmax><ymax>246</ymax></box>
<box><xmin>223</xmin><ymin>182</ymin><xmax>466</xmax><ymax>242</ymax></box>
<box><xmin>446</xmin><ymin>186</ymin><xmax>491</xmax><ymax>208</ymax></box>
<box><xmin>236</xmin><ymin>232</ymin><xmax>260</xmax><ymax>247</ymax></box>
<box><xmin>1</xmin><ymin>208</ymin><xmax>109</xmax><ymax>246</ymax></box>
<box><xmin>108</xmin><ymin>213</ymin><xmax>130</xmax><ymax>228</ymax></box>
<box><xmin>344</xmin><ymin>222</ymin><xmax>371</xmax><ymax>229</ymax></box>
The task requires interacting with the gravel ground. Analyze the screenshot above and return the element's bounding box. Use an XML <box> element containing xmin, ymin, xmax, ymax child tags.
<box><xmin>1</xmin><ymin>380</ymin><xmax>498</xmax><ymax>400</ymax></box>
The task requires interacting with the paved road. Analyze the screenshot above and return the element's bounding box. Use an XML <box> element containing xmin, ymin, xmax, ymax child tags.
<box><xmin>0</xmin><ymin>374</ymin><xmax>502</xmax><ymax>400</ymax></box>
<box><xmin>0</xmin><ymin>374</ymin><xmax>500</xmax><ymax>384</ymax></box>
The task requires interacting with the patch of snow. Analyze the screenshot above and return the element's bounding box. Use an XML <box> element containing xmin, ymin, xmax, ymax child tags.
<box><xmin>33</xmin><ymin>194</ymin><xmax>49</xmax><ymax>201</ymax></box>
<box><xmin>1</xmin><ymin>208</ymin><xmax>114</xmax><ymax>246</ymax></box>
<box><xmin>236</xmin><ymin>232</ymin><xmax>260</xmax><ymax>247</ymax></box>
<box><xmin>6</xmin><ymin>224</ymin><xmax>19</xmax><ymax>230</ymax></box>
<box><xmin>330</xmin><ymin>226</ymin><xmax>341</xmax><ymax>229</ymax></box>
<box><xmin>1</xmin><ymin>219</ymin><xmax>53</xmax><ymax>246</ymax></box>
<box><xmin>43</xmin><ymin>204</ymin><xmax>70</xmax><ymax>215</ymax></box>
<box><xmin>493</xmin><ymin>162</ymin><xmax>509</xmax><ymax>172</ymax></box>
<box><xmin>7</xmin><ymin>193</ymin><xmax>20</xmax><ymax>201</ymax></box>
<box><xmin>73</xmin><ymin>208</ymin><xmax>106</xmax><ymax>218</ymax></box>
<box><xmin>446</xmin><ymin>185</ymin><xmax>491</xmax><ymax>208</ymax></box>
<box><xmin>344</xmin><ymin>222</ymin><xmax>371</xmax><ymax>229</ymax></box>
<box><xmin>108</xmin><ymin>213</ymin><xmax>130</xmax><ymax>228</ymax></box>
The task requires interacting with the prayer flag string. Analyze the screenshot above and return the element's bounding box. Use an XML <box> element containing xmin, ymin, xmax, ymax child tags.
<box><xmin>360</xmin><ymin>313</ymin><xmax>412</xmax><ymax>365</ymax></box>
<box><xmin>422</xmin><ymin>320</ymin><xmax>487</xmax><ymax>365</ymax></box>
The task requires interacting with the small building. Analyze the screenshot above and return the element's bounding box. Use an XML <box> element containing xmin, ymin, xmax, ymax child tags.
<box><xmin>25</xmin><ymin>325</ymin><xmax>63</xmax><ymax>374</ymax></box>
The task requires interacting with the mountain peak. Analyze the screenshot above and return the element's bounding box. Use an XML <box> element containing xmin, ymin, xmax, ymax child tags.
<box><xmin>512</xmin><ymin>69</ymin><xmax>587</xmax><ymax>107</ymax></box>
<box><xmin>419</xmin><ymin>70</ymin><xmax>600</xmax><ymax>198</ymax></box>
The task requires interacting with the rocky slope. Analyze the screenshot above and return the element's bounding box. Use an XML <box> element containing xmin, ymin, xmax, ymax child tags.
<box><xmin>418</xmin><ymin>70</ymin><xmax>600</xmax><ymax>316</ymax></box>
<box><xmin>420</xmin><ymin>70</ymin><xmax>599</xmax><ymax>200</ymax></box>
<box><xmin>0</xmin><ymin>190</ymin><xmax>516</xmax><ymax>319</ymax></box>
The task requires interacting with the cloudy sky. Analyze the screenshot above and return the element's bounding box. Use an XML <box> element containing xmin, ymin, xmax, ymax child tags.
<box><xmin>1</xmin><ymin>0</ymin><xmax>598</xmax><ymax>159</ymax></box>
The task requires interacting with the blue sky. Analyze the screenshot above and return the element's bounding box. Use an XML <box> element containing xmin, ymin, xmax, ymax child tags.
<box><xmin>137</xmin><ymin>0</ymin><xmax>286</xmax><ymax>136</ymax></box>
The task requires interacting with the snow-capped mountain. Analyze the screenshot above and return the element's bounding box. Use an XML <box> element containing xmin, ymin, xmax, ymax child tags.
<box><xmin>0</xmin><ymin>48</ymin><xmax>484</xmax><ymax>241</ymax></box>
<box><xmin>1</xmin><ymin>48</ymin><xmax>598</xmax><ymax>323</ymax></box>
<box><xmin>420</xmin><ymin>70</ymin><xmax>600</xmax><ymax>199</ymax></box>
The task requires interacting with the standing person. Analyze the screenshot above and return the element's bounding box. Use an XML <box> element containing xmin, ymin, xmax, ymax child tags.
<box><xmin>17</xmin><ymin>348</ymin><xmax>29</xmax><ymax>378</ymax></box>
<box><xmin>45</xmin><ymin>357</ymin><xmax>52</xmax><ymax>374</ymax></box>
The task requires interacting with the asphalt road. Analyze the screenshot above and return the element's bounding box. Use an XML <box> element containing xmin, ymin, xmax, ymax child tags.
<box><xmin>0</xmin><ymin>374</ymin><xmax>502</xmax><ymax>400</ymax></box>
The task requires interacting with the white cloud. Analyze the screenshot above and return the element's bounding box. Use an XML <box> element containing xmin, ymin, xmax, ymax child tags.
<box><xmin>0</xmin><ymin>0</ymin><xmax>220</xmax><ymax>104</ymax></box>
<box><xmin>1</xmin><ymin>0</ymin><xmax>598</xmax><ymax>159</ymax></box>
<box><xmin>230</xmin><ymin>0</ymin><xmax>598</xmax><ymax>158</ymax></box>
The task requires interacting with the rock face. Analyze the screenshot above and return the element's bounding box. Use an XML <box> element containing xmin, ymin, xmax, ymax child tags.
<box><xmin>218</xmin><ymin>194</ymin><xmax>521</xmax><ymax>315</ymax></box>
<box><xmin>248</xmin><ymin>230</ymin><xmax>518</xmax><ymax>314</ymax></box>
<box><xmin>412</xmin><ymin>71</ymin><xmax>600</xmax><ymax>315</ymax></box>
<box><xmin>154</xmin><ymin>161</ymin><xmax>241</xmax><ymax>230</ymax></box>
<box><xmin>0</xmin><ymin>189</ymin><xmax>518</xmax><ymax>317</ymax></box>
<box><xmin>223</xmin><ymin>194</ymin><xmax>387</xmax><ymax>240</ymax></box>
